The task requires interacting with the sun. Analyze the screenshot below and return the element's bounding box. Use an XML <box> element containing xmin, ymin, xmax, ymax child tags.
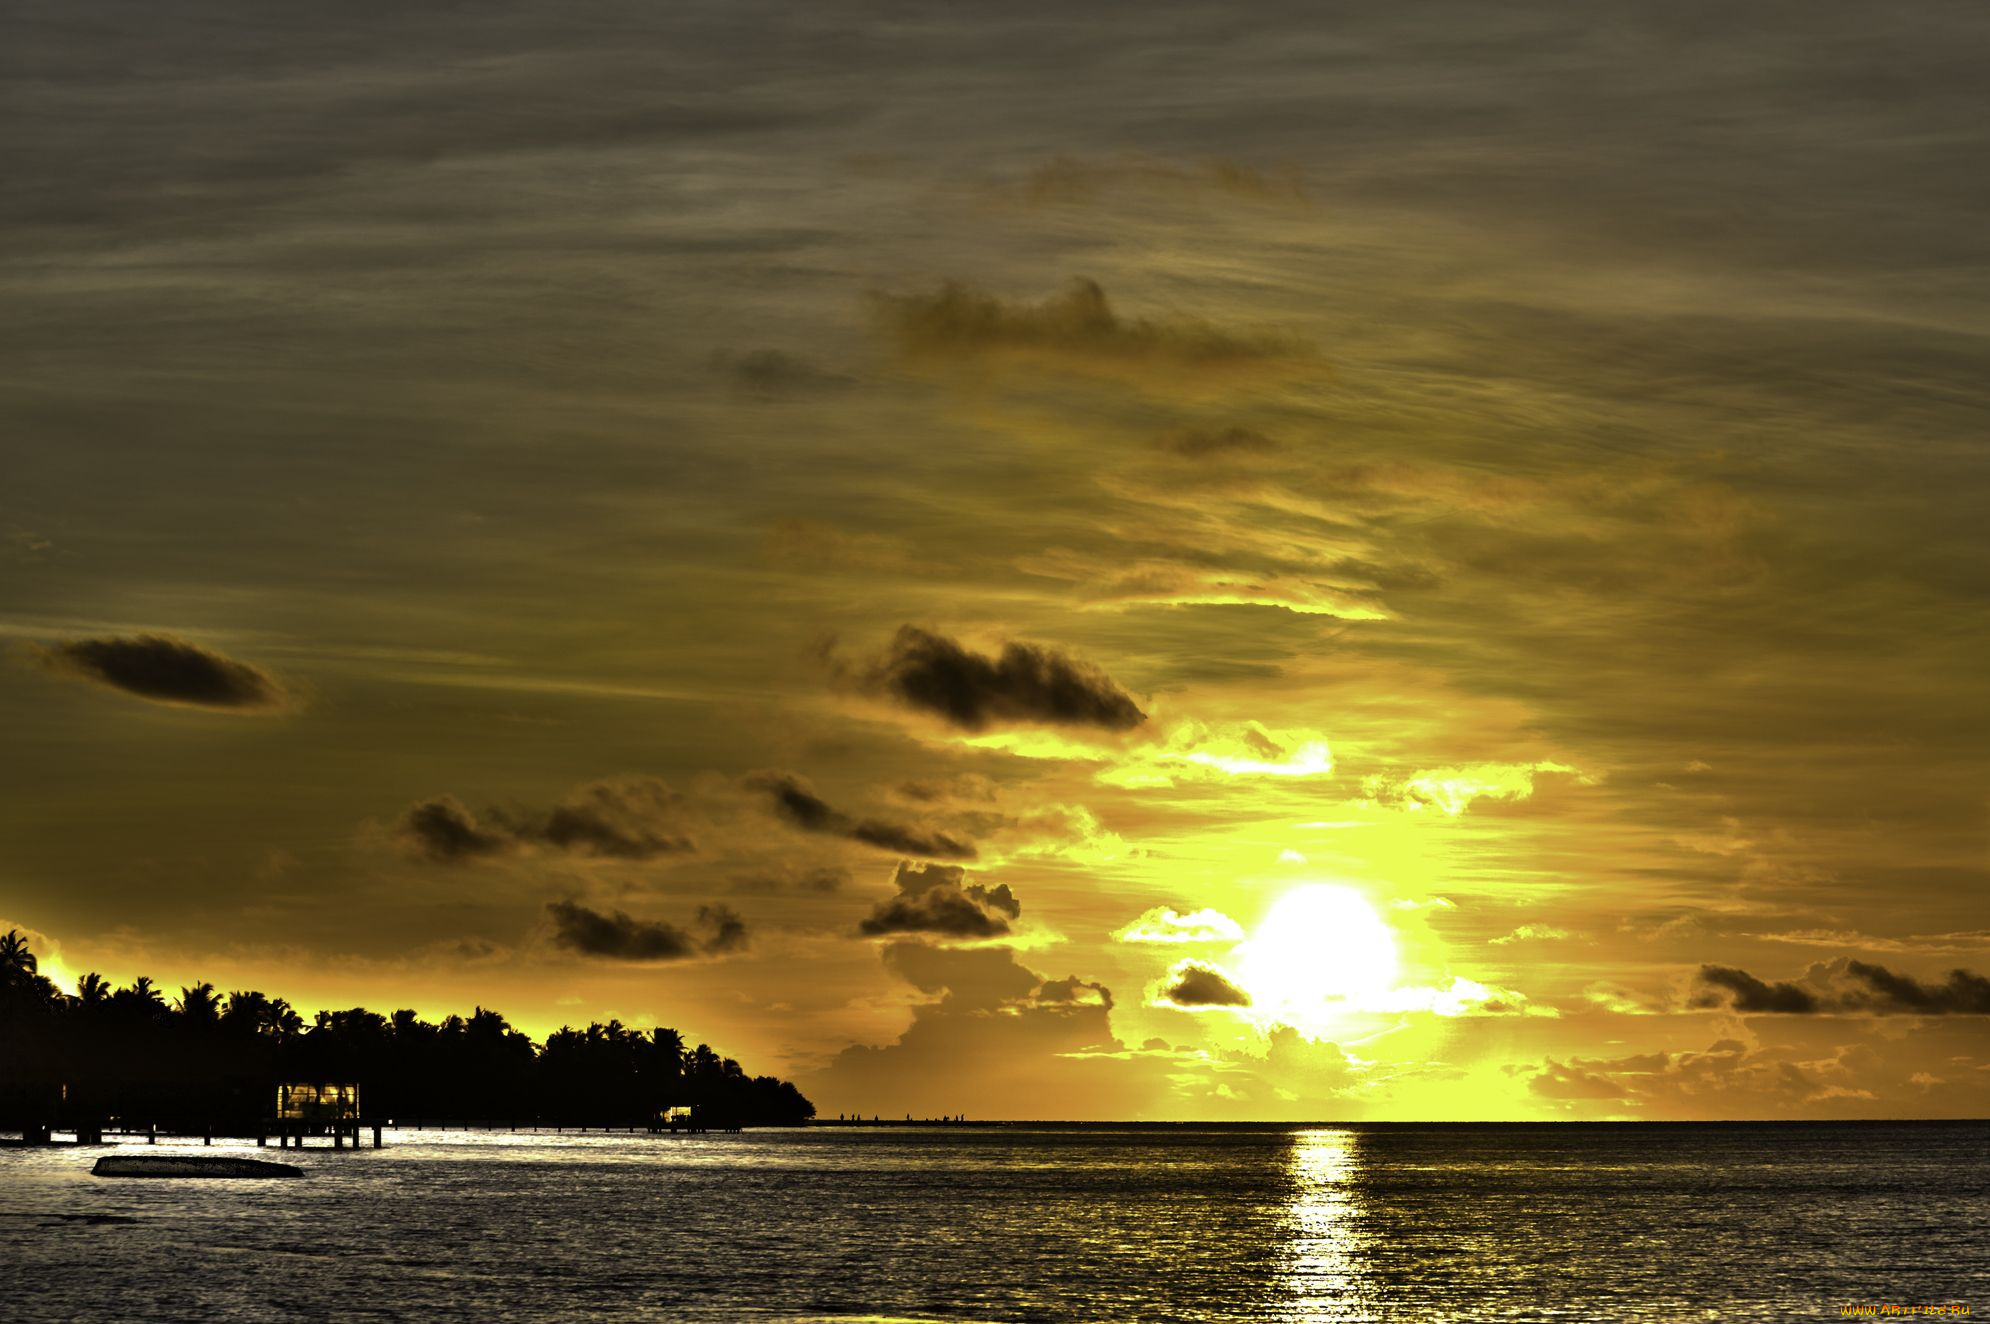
<box><xmin>1238</xmin><ymin>884</ymin><xmax>1400</xmax><ymax>1029</ymax></box>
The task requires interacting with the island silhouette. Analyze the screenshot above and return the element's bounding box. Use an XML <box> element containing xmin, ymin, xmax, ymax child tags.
<box><xmin>0</xmin><ymin>930</ymin><xmax>813</xmax><ymax>1138</ymax></box>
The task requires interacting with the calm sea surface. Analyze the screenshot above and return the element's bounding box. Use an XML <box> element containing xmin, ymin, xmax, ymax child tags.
<box><xmin>2</xmin><ymin>1123</ymin><xmax>1983</xmax><ymax>1322</ymax></box>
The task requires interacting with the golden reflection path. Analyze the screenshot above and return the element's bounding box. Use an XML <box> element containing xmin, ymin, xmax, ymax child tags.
<box><xmin>1276</xmin><ymin>1129</ymin><xmax>1382</xmax><ymax>1321</ymax></box>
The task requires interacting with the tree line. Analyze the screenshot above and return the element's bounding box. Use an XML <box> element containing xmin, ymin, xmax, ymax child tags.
<box><xmin>0</xmin><ymin>930</ymin><xmax>813</xmax><ymax>1131</ymax></box>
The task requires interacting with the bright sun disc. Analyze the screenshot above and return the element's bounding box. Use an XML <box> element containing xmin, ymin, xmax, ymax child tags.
<box><xmin>1240</xmin><ymin>885</ymin><xmax>1399</xmax><ymax>1026</ymax></box>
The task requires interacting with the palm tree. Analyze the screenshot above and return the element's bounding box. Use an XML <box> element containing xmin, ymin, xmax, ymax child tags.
<box><xmin>106</xmin><ymin>975</ymin><xmax>167</xmax><ymax>1027</ymax></box>
<box><xmin>0</xmin><ymin>930</ymin><xmax>59</xmax><ymax>1013</ymax></box>
<box><xmin>75</xmin><ymin>972</ymin><xmax>111</xmax><ymax>1007</ymax></box>
<box><xmin>222</xmin><ymin>989</ymin><xmax>268</xmax><ymax>1032</ymax></box>
<box><xmin>650</xmin><ymin>1026</ymin><xmax>685</xmax><ymax>1066</ymax></box>
<box><xmin>117</xmin><ymin>976</ymin><xmax>165</xmax><ymax>1008</ymax></box>
<box><xmin>688</xmin><ymin>1043</ymin><xmax>720</xmax><ymax>1080</ymax></box>
<box><xmin>266</xmin><ymin>998</ymin><xmax>302</xmax><ymax>1037</ymax></box>
<box><xmin>176</xmin><ymin>982</ymin><xmax>221</xmax><ymax>1026</ymax></box>
<box><xmin>0</xmin><ymin>929</ymin><xmax>38</xmax><ymax>980</ymax></box>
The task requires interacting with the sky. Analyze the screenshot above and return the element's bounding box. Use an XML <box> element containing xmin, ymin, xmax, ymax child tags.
<box><xmin>4</xmin><ymin>0</ymin><xmax>1988</xmax><ymax>1120</ymax></box>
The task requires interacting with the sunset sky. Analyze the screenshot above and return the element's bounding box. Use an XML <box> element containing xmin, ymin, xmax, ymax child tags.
<box><xmin>5</xmin><ymin>0</ymin><xmax>1987</xmax><ymax>1120</ymax></box>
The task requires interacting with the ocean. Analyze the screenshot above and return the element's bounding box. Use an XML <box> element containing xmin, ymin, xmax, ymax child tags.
<box><xmin>2</xmin><ymin>1123</ymin><xmax>1983</xmax><ymax>1321</ymax></box>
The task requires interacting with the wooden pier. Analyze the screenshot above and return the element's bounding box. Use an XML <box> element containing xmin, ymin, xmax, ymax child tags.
<box><xmin>259</xmin><ymin>1117</ymin><xmax>384</xmax><ymax>1149</ymax></box>
<box><xmin>9</xmin><ymin>1110</ymin><xmax>740</xmax><ymax>1148</ymax></box>
<box><xmin>6</xmin><ymin>1120</ymin><xmax>384</xmax><ymax>1149</ymax></box>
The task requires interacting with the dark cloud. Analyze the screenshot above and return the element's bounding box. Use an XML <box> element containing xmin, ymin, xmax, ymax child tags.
<box><xmin>1842</xmin><ymin>961</ymin><xmax>1990</xmax><ymax>1014</ymax></box>
<box><xmin>847</xmin><ymin>819</ymin><xmax>978</xmax><ymax>859</ymax></box>
<box><xmin>744</xmin><ymin>770</ymin><xmax>977</xmax><ymax>861</ymax></box>
<box><xmin>523</xmin><ymin>778</ymin><xmax>694</xmax><ymax>859</ymax></box>
<box><xmin>549</xmin><ymin>902</ymin><xmax>693</xmax><ymax>960</ymax></box>
<box><xmin>1694</xmin><ymin>965</ymin><xmax>1820</xmax><ymax>1014</ymax></box>
<box><xmin>397</xmin><ymin>777</ymin><xmax>694</xmax><ymax>864</ymax></box>
<box><xmin>710</xmin><ymin>347</ymin><xmax>852</xmax><ymax>395</ymax></box>
<box><xmin>400</xmin><ymin>797</ymin><xmax>512</xmax><ymax>864</ymax></box>
<box><xmin>695</xmin><ymin>903</ymin><xmax>750</xmax><ymax>955</ymax></box>
<box><xmin>1694</xmin><ymin>961</ymin><xmax>1990</xmax><ymax>1014</ymax></box>
<box><xmin>857</xmin><ymin>625</ymin><xmax>1145</xmax><ymax>733</ymax></box>
<box><xmin>1160</xmin><ymin>961</ymin><xmax>1253</xmax><ymax>1008</ymax></box>
<box><xmin>30</xmin><ymin>633</ymin><xmax>288</xmax><ymax>712</ymax></box>
<box><xmin>870</xmin><ymin>278</ymin><xmax>1310</xmax><ymax>379</ymax></box>
<box><xmin>546</xmin><ymin>900</ymin><xmax>746</xmax><ymax>961</ymax></box>
<box><xmin>748</xmin><ymin>771</ymin><xmax>842</xmax><ymax>833</ymax></box>
<box><xmin>1162</xmin><ymin>426</ymin><xmax>1281</xmax><ymax>459</ymax></box>
<box><xmin>857</xmin><ymin>862</ymin><xmax>1021</xmax><ymax>939</ymax></box>
<box><xmin>1033</xmin><ymin>975</ymin><xmax>1114</xmax><ymax>1009</ymax></box>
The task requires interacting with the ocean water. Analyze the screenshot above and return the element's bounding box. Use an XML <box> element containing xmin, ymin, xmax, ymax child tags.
<box><xmin>1</xmin><ymin>1123</ymin><xmax>1983</xmax><ymax>1322</ymax></box>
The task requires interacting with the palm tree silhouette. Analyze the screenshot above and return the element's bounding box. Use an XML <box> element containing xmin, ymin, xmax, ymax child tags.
<box><xmin>688</xmin><ymin>1043</ymin><xmax>720</xmax><ymax>1078</ymax></box>
<box><xmin>0</xmin><ymin>929</ymin><xmax>38</xmax><ymax>983</ymax></box>
<box><xmin>176</xmin><ymin>982</ymin><xmax>221</xmax><ymax>1026</ymax></box>
<box><xmin>221</xmin><ymin>989</ymin><xmax>267</xmax><ymax>1032</ymax></box>
<box><xmin>1</xmin><ymin>932</ymin><xmax>816</xmax><ymax>1129</ymax></box>
<box><xmin>266</xmin><ymin>998</ymin><xmax>303</xmax><ymax>1036</ymax></box>
<box><xmin>111</xmin><ymin>976</ymin><xmax>167</xmax><ymax>1024</ymax></box>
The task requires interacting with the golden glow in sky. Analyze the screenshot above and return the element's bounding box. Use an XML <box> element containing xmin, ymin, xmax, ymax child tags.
<box><xmin>3</xmin><ymin>0</ymin><xmax>1988</xmax><ymax>1123</ymax></box>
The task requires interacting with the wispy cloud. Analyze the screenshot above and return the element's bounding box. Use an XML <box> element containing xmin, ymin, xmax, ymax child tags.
<box><xmin>871</xmin><ymin>278</ymin><xmax>1314</xmax><ymax>389</ymax></box>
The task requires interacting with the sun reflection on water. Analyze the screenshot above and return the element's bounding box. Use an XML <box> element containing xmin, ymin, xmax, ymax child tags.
<box><xmin>1276</xmin><ymin>1129</ymin><xmax>1379</xmax><ymax>1321</ymax></box>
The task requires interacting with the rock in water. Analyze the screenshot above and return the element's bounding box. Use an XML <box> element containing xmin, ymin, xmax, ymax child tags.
<box><xmin>92</xmin><ymin>1155</ymin><xmax>303</xmax><ymax>1179</ymax></box>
